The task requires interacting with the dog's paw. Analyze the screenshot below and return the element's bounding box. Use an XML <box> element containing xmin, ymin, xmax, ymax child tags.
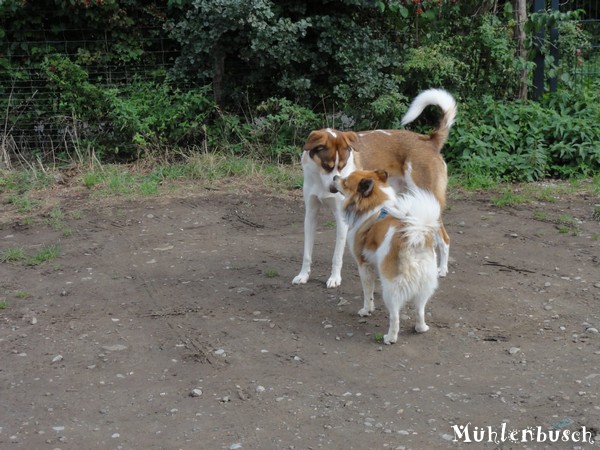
<box><xmin>383</xmin><ymin>334</ymin><xmax>397</xmax><ymax>345</ymax></box>
<box><xmin>438</xmin><ymin>267</ymin><xmax>448</xmax><ymax>277</ymax></box>
<box><xmin>292</xmin><ymin>273</ymin><xmax>309</xmax><ymax>285</ymax></box>
<box><xmin>357</xmin><ymin>308</ymin><xmax>371</xmax><ymax>317</ymax></box>
<box><xmin>415</xmin><ymin>323</ymin><xmax>429</xmax><ymax>333</ymax></box>
<box><xmin>326</xmin><ymin>275</ymin><xmax>341</xmax><ymax>288</ymax></box>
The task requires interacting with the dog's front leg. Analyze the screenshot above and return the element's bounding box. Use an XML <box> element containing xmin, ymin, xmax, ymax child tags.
<box><xmin>357</xmin><ymin>264</ymin><xmax>376</xmax><ymax>316</ymax></box>
<box><xmin>293</xmin><ymin>196</ymin><xmax>320</xmax><ymax>285</ymax></box>
<box><xmin>326</xmin><ymin>203</ymin><xmax>347</xmax><ymax>288</ymax></box>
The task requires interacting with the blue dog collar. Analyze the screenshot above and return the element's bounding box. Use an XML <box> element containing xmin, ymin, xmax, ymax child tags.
<box><xmin>377</xmin><ymin>208</ymin><xmax>389</xmax><ymax>220</ymax></box>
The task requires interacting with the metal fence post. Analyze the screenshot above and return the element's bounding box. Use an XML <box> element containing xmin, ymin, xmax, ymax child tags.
<box><xmin>549</xmin><ymin>0</ymin><xmax>559</xmax><ymax>93</ymax></box>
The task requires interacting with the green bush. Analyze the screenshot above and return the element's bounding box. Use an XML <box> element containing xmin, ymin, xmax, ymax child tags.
<box><xmin>207</xmin><ymin>97</ymin><xmax>321</xmax><ymax>163</ymax></box>
<box><xmin>447</xmin><ymin>88</ymin><xmax>600</xmax><ymax>183</ymax></box>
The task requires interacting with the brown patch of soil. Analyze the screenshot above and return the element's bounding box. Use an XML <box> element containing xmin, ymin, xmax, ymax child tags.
<box><xmin>1</xmin><ymin>183</ymin><xmax>599</xmax><ymax>448</ymax></box>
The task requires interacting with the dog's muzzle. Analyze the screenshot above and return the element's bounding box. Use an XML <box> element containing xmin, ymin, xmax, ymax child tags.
<box><xmin>330</xmin><ymin>175</ymin><xmax>340</xmax><ymax>194</ymax></box>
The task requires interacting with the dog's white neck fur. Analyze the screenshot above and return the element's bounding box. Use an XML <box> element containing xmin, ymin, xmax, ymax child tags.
<box><xmin>325</xmin><ymin>128</ymin><xmax>337</xmax><ymax>138</ymax></box>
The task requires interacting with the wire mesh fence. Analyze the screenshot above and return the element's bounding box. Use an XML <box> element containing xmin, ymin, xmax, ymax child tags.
<box><xmin>1</xmin><ymin>23</ymin><xmax>180</xmax><ymax>168</ymax></box>
<box><xmin>562</xmin><ymin>0</ymin><xmax>600</xmax><ymax>82</ymax></box>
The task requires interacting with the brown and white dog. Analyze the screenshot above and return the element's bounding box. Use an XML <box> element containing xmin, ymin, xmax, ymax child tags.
<box><xmin>332</xmin><ymin>169</ymin><xmax>440</xmax><ymax>344</ymax></box>
<box><xmin>292</xmin><ymin>88</ymin><xmax>456</xmax><ymax>288</ymax></box>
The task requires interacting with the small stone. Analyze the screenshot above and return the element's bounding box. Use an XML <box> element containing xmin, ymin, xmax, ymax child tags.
<box><xmin>255</xmin><ymin>385</ymin><xmax>265</xmax><ymax>393</ymax></box>
<box><xmin>52</xmin><ymin>426</ymin><xmax>65</xmax><ymax>432</ymax></box>
<box><xmin>190</xmin><ymin>389</ymin><xmax>203</xmax><ymax>397</ymax></box>
<box><xmin>111</xmin><ymin>433</ymin><xmax>120</xmax><ymax>438</ymax></box>
<box><xmin>229</xmin><ymin>444</ymin><xmax>242</xmax><ymax>450</ymax></box>
<box><xmin>102</xmin><ymin>345</ymin><xmax>127</xmax><ymax>352</ymax></box>
<box><xmin>508</xmin><ymin>347</ymin><xmax>521</xmax><ymax>355</ymax></box>
<box><xmin>31</xmin><ymin>317</ymin><xmax>38</xmax><ymax>325</ymax></box>
<box><xmin>586</xmin><ymin>327</ymin><xmax>598</xmax><ymax>334</ymax></box>
<box><xmin>51</xmin><ymin>355</ymin><xmax>63</xmax><ymax>363</ymax></box>
<box><xmin>214</xmin><ymin>349</ymin><xmax>226</xmax><ymax>356</ymax></box>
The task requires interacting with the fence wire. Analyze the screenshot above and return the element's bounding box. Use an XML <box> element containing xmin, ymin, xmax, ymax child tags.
<box><xmin>563</xmin><ymin>0</ymin><xmax>600</xmax><ymax>82</ymax></box>
<box><xmin>1</xmin><ymin>29</ymin><xmax>179</xmax><ymax>167</ymax></box>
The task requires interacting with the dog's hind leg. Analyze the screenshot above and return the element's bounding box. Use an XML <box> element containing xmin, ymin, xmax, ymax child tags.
<box><xmin>357</xmin><ymin>264</ymin><xmax>376</xmax><ymax>316</ymax></box>
<box><xmin>326</xmin><ymin>203</ymin><xmax>347</xmax><ymax>288</ymax></box>
<box><xmin>435</xmin><ymin>223</ymin><xmax>450</xmax><ymax>277</ymax></box>
<box><xmin>413</xmin><ymin>273</ymin><xmax>437</xmax><ymax>333</ymax></box>
<box><xmin>414</xmin><ymin>294</ymin><xmax>431</xmax><ymax>333</ymax></box>
<box><xmin>293</xmin><ymin>196</ymin><xmax>320</xmax><ymax>285</ymax></box>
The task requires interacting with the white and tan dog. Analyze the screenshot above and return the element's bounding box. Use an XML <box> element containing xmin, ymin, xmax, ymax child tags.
<box><xmin>332</xmin><ymin>169</ymin><xmax>440</xmax><ymax>344</ymax></box>
<box><xmin>293</xmin><ymin>88</ymin><xmax>456</xmax><ymax>287</ymax></box>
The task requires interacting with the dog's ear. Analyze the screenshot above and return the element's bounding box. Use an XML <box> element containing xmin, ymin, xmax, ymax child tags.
<box><xmin>358</xmin><ymin>178</ymin><xmax>374</xmax><ymax>197</ymax></box>
<box><xmin>374</xmin><ymin>169</ymin><xmax>388</xmax><ymax>183</ymax></box>
<box><xmin>303</xmin><ymin>130</ymin><xmax>327</xmax><ymax>153</ymax></box>
<box><xmin>341</xmin><ymin>131</ymin><xmax>359</xmax><ymax>150</ymax></box>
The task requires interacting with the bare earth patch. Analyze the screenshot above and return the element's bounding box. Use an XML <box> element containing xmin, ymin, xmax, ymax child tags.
<box><xmin>1</xmin><ymin>182</ymin><xmax>599</xmax><ymax>449</ymax></box>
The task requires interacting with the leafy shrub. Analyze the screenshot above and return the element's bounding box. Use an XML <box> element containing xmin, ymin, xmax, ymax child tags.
<box><xmin>207</xmin><ymin>97</ymin><xmax>320</xmax><ymax>163</ymax></box>
<box><xmin>105</xmin><ymin>80</ymin><xmax>215</xmax><ymax>151</ymax></box>
<box><xmin>447</xmin><ymin>88</ymin><xmax>600</xmax><ymax>182</ymax></box>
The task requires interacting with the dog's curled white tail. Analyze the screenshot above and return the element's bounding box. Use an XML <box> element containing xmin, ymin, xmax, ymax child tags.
<box><xmin>401</xmin><ymin>88</ymin><xmax>457</xmax><ymax>129</ymax></box>
<box><xmin>395</xmin><ymin>188</ymin><xmax>441</xmax><ymax>248</ymax></box>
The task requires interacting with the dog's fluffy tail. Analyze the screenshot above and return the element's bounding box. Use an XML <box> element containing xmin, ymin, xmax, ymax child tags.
<box><xmin>393</xmin><ymin>188</ymin><xmax>441</xmax><ymax>249</ymax></box>
<box><xmin>401</xmin><ymin>88</ymin><xmax>457</xmax><ymax>151</ymax></box>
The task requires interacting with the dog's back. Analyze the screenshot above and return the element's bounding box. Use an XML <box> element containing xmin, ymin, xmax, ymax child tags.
<box><xmin>354</xmin><ymin>187</ymin><xmax>440</xmax><ymax>282</ymax></box>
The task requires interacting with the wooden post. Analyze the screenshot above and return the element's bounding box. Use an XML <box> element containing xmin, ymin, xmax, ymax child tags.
<box><xmin>533</xmin><ymin>0</ymin><xmax>546</xmax><ymax>100</ymax></box>
<box><xmin>515</xmin><ymin>0</ymin><xmax>529</xmax><ymax>99</ymax></box>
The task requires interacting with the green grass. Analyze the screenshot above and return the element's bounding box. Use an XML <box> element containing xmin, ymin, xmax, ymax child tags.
<box><xmin>558</xmin><ymin>214</ymin><xmax>575</xmax><ymax>225</ymax></box>
<box><xmin>1</xmin><ymin>247</ymin><xmax>26</xmax><ymax>263</ymax></box>
<box><xmin>533</xmin><ymin>210</ymin><xmax>547</xmax><ymax>221</ymax></box>
<box><xmin>0</xmin><ymin>168</ymin><xmax>52</xmax><ymax>193</ymax></box>
<box><xmin>0</xmin><ymin>301</ymin><xmax>8</xmax><ymax>310</ymax></box>
<box><xmin>7</xmin><ymin>194</ymin><xmax>41</xmax><ymax>213</ymax></box>
<box><xmin>264</xmin><ymin>269</ymin><xmax>279</xmax><ymax>278</ymax></box>
<box><xmin>492</xmin><ymin>189</ymin><xmax>528</xmax><ymax>208</ymax></box>
<box><xmin>82</xmin><ymin>171</ymin><xmax>103</xmax><ymax>188</ymax></box>
<box><xmin>79</xmin><ymin>155</ymin><xmax>303</xmax><ymax>198</ymax></box>
<box><xmin>15</xmin><ymin>291</ymin><xmax>31</xmax><ymax>299</ymax></box>
<box><xmin>27</xmin><ymin>244</ymin><xmax>61</xmax><ymax>266</ymax></box>
<box><xmin>449</xmin><ymin>172</ymin><xmax>499</xmax><ymax>191</ymax></box>
<box><xmin>373</xmin><ymin>332</ymin><xmax>385</xmax><ymax>343</ymax></box>
<box><xmin>558</xmin><ymin>225</ymin><xmax>570</xmax><ymax>234</ymax></box>
<box><xmin>46</xmin><ymin>206</ymin><xmax>74</xmax><ymax>236</ymax></box>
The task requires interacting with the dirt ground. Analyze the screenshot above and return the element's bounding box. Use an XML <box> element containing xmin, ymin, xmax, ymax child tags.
<box><xmin>1</xmin><ymin>179</ymin><xmax>600</xmax><ymax>450</ymax></box>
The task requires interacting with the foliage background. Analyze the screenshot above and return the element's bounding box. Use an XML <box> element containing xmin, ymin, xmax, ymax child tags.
<box><xmin>0</xmin><ymin>0</ymin><xmax>598</xmax><ymax>181</ymax></box>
